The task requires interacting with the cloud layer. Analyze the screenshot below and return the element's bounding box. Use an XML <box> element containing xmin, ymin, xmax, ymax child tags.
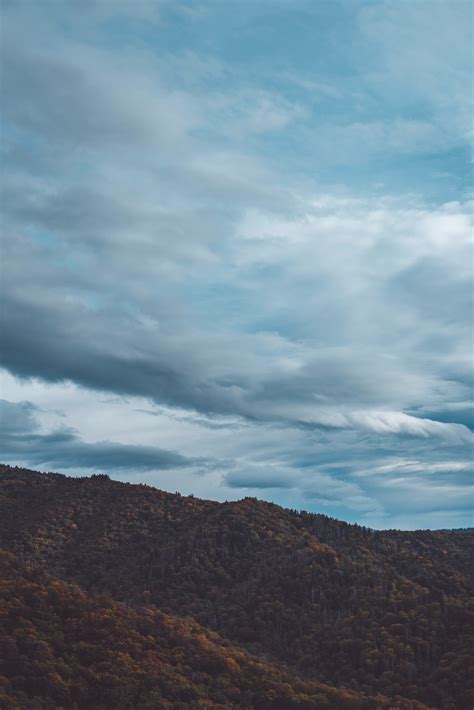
<box><xmin>1</xmin><ymin>0</ymin><xmax>472</xmax><ymax>528</ymax></box>
<box><xmin>0</xmin><ymin>399</ymin><xmax>194</xmax><ymax>472</ymax></box>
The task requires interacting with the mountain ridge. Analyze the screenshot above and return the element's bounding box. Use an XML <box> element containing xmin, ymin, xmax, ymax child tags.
<box><xmin>0</xmin><ymin>464</ymin><xmax>472</xmax><ymax>709</ymax></box>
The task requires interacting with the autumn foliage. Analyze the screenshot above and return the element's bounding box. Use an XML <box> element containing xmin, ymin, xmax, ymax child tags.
<box><xmin>0</xmin><ymin>465</ymin><xmax>472</xmax><ymax>709</ymax></box>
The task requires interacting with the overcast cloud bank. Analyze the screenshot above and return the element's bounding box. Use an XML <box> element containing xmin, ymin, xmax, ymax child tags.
<box><xmin>1</xmin><ymin>0</ymin><xmax>472</xmax><ymax>528</ymax></box>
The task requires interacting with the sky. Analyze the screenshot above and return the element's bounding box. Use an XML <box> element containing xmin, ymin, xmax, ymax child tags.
<box><xmin>1</xmin><ymin>0</ymin><xmax>473</xmax><ymax>529</ymax></box>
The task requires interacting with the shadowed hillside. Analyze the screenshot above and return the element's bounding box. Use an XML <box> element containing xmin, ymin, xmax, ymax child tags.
<box><xmin>0</xmin><ymin>465</ymin><xmax>472</xmax><ymax>709</ymax></box>
<box><xmin>2</xmin><ymin>550</ymin><xmax>401</xmax><ymax>710</ymax></box>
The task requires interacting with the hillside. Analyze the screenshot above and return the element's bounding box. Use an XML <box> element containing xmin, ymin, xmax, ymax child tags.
<box><xmin>0</xmin><ymin>464</ymin><xmax>472</xmax><ymax>709</ymax></box>
<box><xmin>2</xmin><ymin>550</ymin><xmax>399</xmax><ymax>710</ymax></box>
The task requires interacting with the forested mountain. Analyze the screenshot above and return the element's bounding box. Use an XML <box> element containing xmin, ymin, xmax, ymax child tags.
<box><xmin>0</xmin><ymin>465</ymin><xmax>472</xmax><ymax>709</ymax></box>
<box><xmin>2</xmin><ymin>550</ymin><xmax>398</xmax><ymax>710</ymax></box>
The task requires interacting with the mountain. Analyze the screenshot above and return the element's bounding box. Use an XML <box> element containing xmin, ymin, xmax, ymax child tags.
<box><xmin>0</xmin><ymin>464</ymin><xmax>472</xmax><ymax>709</ymax></box>
<box><xmin>2</xmin><ymin>550</ymin><xmax>397</xmax><ymax>710</ymax></box>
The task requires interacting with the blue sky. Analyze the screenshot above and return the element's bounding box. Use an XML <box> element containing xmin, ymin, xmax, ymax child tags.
<box><xmin>1</xmin><ymin>0</ymin><xmax>473</xmax><ymax>528</ymax></box>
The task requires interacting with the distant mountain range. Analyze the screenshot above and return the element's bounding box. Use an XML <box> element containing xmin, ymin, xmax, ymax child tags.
<box><xmin>1</xmin><ymin>464</ymin><xmax>472</xmax><ymax>709</ymax></box>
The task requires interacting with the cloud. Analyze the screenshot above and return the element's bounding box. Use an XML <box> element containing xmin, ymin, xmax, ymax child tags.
<box><xmin>224</xmin><ymin>467</ymin><xmax>295</xmax><ymax>490</ymax></box>
<box><xmin>0</xmin><ymin>0</ymin><xmax>472</xmax><ymax>528</ymax></box>
<box><xmin>223</xmin><ymin>463</ymin><xmax>381</xmax><ymax>514</ymax></box>
<box><xmin>352</xmin><ymin>457</ymin><xmax>473</xmax><ymax>479</ymax></box>
<box><xmin>2</xmin><ymin>195</ymin><xmax>472</xmax><ymax>446</ymax></box>
<box><xmin>0</xmin><ymin>399</ymin><xmax>195</xmax><ymax>472</ymax></box>
<box><xmin>337</xmin><ymin>411</ymin><xmax>472</xmax><ymax>443</ymax></box>
<box><xmin>1</xmin><ymin>372</ymin><xmax>472</xmax><ymax>529</ymax></box>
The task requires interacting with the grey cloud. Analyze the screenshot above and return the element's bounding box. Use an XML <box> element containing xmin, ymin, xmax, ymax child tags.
<box><xmin>0</xmin><ymin>400</ymin><xmax>38</xmax><ymax>433</ymax></box>
<box><xmin>0</xmin><ymin>399</ymin><xmax>195</xmax><ymax>471</ymax></box>
<box><xmin>229</xmin><ymin>430</ymin><xmax>473</xmax><ymax>522</ymax></box>
<box><xmin>387</xmin><ymin>257</ymin><xmax>473</xmax><ymax>327</ymax></box>
<box><xmin>222</xmin><ymin>460</ymin><xmax>381</xmax><ymax>515</ymax></box>
<box><xmin>3</xmin><ymin>287</ymin><xmax>472</xmax><ymax>446</ymax></box>
<box><xmin>2</xmin><ymin>31</ymin><xmax>194</xmax><ymax>152</ymax></box>
<box><xmin>2</xmin><ymin>13</ymin><xmax>288</xmax><ymax>210</ymax></box>
<box><xmin>1</xmin><ymin>0</ymin><xmax>472</xmax><ymax>529</ymax></box>
<box><xmin>0</xmin><ymin>293</ymin><xmax>242</xmax><ymax>416</ymax></box>
<box><xmin>2</xmin><ymin>263</ymin><xmax>474</xmax><ymax>449</ymax></box>
<box><xmin>224</xmin><ymin>469</ymin><xmax>294</xmax><ymax>489</ymax></box>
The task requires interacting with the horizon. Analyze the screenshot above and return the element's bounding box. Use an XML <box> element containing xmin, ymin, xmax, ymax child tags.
<box><xmin>1</xmin><ymin>0</ymin><xmax>473</xmax><ymax>530</ymax></box>
<box><xmin>2</xmin><ymin>462</ymin><xmax>473</xmax><ymax>534</ymax></box>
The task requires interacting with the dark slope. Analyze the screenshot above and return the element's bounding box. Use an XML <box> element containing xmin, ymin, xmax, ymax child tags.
<box><xmin>1</xmin><ymin>551</ymin><xmax>399</xmax><ymax>710</ymax></box>
<box><xmin>1</xmin><ymin>465</ymin><xmax>472</xmax><ymax>709</ymax></box>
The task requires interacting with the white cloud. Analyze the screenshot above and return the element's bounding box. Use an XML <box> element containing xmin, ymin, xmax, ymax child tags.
<box><xmin>354</xmin><ymin>458</ymin><xmax>473</xmax><ymax>478</ymax></box>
